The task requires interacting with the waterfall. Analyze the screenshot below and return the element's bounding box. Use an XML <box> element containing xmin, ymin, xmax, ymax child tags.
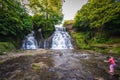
<box><xmin>21</xmin><ymin>26</ymin><xmax>73</xmax><ymax>49</ymax></box>
<box><xmin>51</xmin><ymin>27</ymin><xmax>73</xmax><ymax>49</ymax></box>
<box><xmin>22</xmin><ymin>31</ymin><xmax>38</xmax><ymax>50</ymax></box>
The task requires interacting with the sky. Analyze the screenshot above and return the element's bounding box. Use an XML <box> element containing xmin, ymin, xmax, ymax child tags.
<box><xmin>62</xmin><ymin>0</ymin><xmax>88</xmax><ymax>21</ymax></box>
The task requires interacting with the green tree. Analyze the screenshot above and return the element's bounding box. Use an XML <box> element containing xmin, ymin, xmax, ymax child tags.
<box><xmin>0</xmin><ymin>0</ymin><xmax>32</xmax><ymax>47</ymax></box>
<box><xmin>74</xmin><ymin>0</ymin><xmax>120</xmax><ymax>36</ymax></box>
<box><xmin>29</xmin><ymin>0</ymin><xmax>63</xmax><ymax>38</ymax></box>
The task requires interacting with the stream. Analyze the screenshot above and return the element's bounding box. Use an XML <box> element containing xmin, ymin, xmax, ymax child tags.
<box><xmin>0</xmin><ymin>49</ymin><xmax>120</xmax><ymax>80</ymax></box>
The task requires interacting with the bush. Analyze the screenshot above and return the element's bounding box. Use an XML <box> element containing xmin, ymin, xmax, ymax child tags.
<box><xmin>91</xmin><ymin>33</ymin><xmax>107</xmax><ymax>43</ymax></box>
<box><xmin>0</xmin><ymin>42</ymin><xmax>15</xmax><ymax>55</ymax></box>
<box><xmin>71</xmin><ymin>32</ymin><xmax>90</xmax><ymax>49</ymax></box>
<box><xmin>106</xmin><ymin>38</ymin><xmax>120</xmax><ymax>44</ymax></box>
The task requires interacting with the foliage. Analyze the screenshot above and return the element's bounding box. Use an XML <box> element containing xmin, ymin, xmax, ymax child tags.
<box><xmin>63</xmin><ymin>20</ymin><xmax>74</xmax><ymax>26</ymax></box>
<box><xmin>70</xmin><ymin>31</ymin><xmax>120</xmax><ymax>54</ymax></box>
<box><xmin>0</xmin><ymin>0</ymin><xmax>63</xmax><ymax>52</ymax></box>
<box><xmin>91</xmin><ymin>33</ymin><xmax>107</xmax><ymax>43</ymax></box>
<box><xmin>0</xmin><ymin>0</ymin><xmax>32</xmax><ymax>47</ymax></box>
<box><xmin>29</xmin><ymin>0</ymin><xmax>63</xmax><ymax>38</ymax></box>
<box><xmin>74</xmin><ymin>0</ymin><xmax>120</xmax><ymax>36</ymax></box>
<box><xmin>71</xmin><ymin>32</ymin><xmax>90</xmax><ymax>49</ymax></box>
<box><xmin>72</xmin><ymin>0</ymin><xmax>120</xmax><ymax>54</ymax></box>
<box><xmin>0</xmin><ymin>42</ymin><xmax>15</xmax><ymax>55</ymax></box>
<box><xmin>106</xmin><ymin>37</ymin><xmax>120</xmax><ymax>44</ymax></box>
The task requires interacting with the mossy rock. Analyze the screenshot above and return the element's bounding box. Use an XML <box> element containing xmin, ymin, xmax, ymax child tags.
<box><xmin>0</xmin><ymin>42</ymin><xmax>15</xmax><ymax>55</ymax></box>
<box><xmin>31</xmin><ymin>62</ymin><xmax>48</xmax><ymax>70</ymax></box>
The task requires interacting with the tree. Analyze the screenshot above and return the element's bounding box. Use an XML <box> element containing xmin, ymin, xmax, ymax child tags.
<box><xmin>29</xmin><ymin>0</ymin><xmax>63</xmax><ymax>38</ymax></box>
<box><xmin>0</xmin><ymin>0</ymin><xmax>32</xmax><ymax>47</ymax></box>
<box><xmin>74</xmin><ymin>0</ymin><xmax>120</xmax><ymax>36</ymax></box>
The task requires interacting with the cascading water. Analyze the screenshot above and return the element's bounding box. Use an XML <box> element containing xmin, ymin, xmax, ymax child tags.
<box><xmin>22</xmin><ymin>25</ymin><xmax>73</xmax><ymax>49</ymax></box>
<box><xmin>51</xmin><ymin>26</ymin><xmax>73</xmax><ymax>49</ymax></box>
<box><xmin>22</xmin><ymin>31</ymin><xmax>38</xmax><ymax>50</ymax></box>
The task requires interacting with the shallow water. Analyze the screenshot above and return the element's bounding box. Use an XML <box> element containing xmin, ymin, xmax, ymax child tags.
<box><xmin>0</xmin><ymin>49</ymin><xmax>120</xmax><ymax>80</ymax></box>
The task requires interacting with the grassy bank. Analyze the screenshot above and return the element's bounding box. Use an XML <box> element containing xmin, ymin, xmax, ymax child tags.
<box><xmin>71</xmin><ymin>32</ymin><xmax>120</xmax><ymax>54</ymax></box>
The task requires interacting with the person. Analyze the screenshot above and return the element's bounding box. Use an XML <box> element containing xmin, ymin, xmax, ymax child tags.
<box><xmin>104</xmin><ymin>56</ymin><xmax>116</xmax><ymax>74</ymax></box>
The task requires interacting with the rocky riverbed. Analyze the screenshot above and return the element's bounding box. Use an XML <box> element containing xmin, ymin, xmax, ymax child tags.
<box><xmin>0</xmin><ymin>49</ymin><xmax>120</xmax><ymax>80</ymax></box>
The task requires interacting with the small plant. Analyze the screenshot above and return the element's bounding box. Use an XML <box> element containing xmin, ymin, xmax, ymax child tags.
<box><xmin>31</xmin><ymin>63</ymin><xmax>41</xmax><ymax>70</ymax></box>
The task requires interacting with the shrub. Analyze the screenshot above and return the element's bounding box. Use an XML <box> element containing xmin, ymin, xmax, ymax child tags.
<box><xmin>0</xmin><ymin>42</ymin><xmax>15</xmax><ymax>55</ymax></box>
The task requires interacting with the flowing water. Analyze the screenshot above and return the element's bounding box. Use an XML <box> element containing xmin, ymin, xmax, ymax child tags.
<box><xmin>22</xmin><ymin>31</ymin><xmax>39</xmax><ymax>50</ymax></box>
<box><xmin>22</xmin><ymin>27</ymin><xmax>73</xmax><ymax>50</ymax></box>
<box><xmin>51</xmin><ymin>27</ymin><xmax>73</xmax><ymax>49</ymax></box>
<box><xmin>0</xmin><ymin>49</ymin><xmax>120</xmax><ymax>80</ymax></box>
<box><xmin>6</xmin><ymin>26</ymin><xmax>120</xmax><ymax>80</ymax></box>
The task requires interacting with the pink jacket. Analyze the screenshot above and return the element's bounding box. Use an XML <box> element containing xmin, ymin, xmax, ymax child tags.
<box><xmin>109</xmin><ymin>57</ymin><xmax>115</xmax><ymax>64</ymax></box>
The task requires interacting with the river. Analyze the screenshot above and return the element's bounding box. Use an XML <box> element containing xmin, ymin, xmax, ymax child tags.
<box><xmin>0</xmin><ymin>49</ymin><xmax>120</xmax><ymax>80</ymax></box>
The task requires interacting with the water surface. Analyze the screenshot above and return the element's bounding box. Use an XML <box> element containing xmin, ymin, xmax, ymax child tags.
<box><xmin>0</xmin><ymin>49</ymin><xmax>119</xmax><ymax>80</ymax></box>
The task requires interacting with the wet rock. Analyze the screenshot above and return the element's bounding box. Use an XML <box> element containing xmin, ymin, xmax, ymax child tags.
<box><xmin>94</xmin><ymin>77</ymin><xmax>104</xmax><ymax>80</ymax></box>
<box><xmin>0</xmin><ymin>49</ymin><xmax>120</xmax><ymax>80</ymax></box>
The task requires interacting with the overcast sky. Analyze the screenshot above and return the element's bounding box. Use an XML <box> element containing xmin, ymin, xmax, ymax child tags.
<box><xmin>62</xmin><ymin>0</ymin><xmax>88</xmax><ymax>21</ymax></box>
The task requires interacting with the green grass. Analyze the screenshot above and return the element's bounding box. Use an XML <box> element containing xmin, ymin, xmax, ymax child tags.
<box><xmin>31</xmin><ymin>63</ymin><xmax>41</xmax><ymax>70</ymax></box>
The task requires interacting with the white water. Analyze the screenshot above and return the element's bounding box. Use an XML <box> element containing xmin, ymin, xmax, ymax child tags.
<box><xmin>51</xmin><ymin>27</ymin><xmax>73</xmax><ymax>49</ymax></box>
<box><xmin>22</xmin><ymin>32</ymin><xmax>38</xmax><ymax>49</ymax></box>
<box><xmin>22</xmin><ymin>25</ymin><xmax>73</xmax><ymax>49</ymax></box>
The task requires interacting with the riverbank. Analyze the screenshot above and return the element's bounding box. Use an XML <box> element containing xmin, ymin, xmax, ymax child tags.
<box><xmin>70</xmin><ymin>31</ymin><xmax>120</xmax><ymax>55</ymax></box>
